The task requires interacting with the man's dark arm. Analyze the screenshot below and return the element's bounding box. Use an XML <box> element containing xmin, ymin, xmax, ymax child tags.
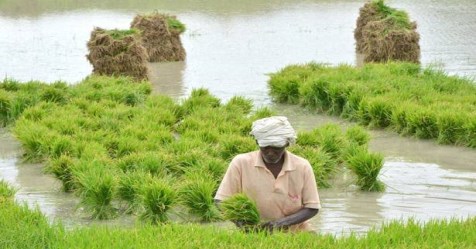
<box><xmin>214</xmin><ymin>199</ymin><xmax>221</xmax><ymax>208</ymax></box>
<box><xmin>260</xmin><ymin>207</ymin><xmax>319</xmax><ymax>231</ymax></box>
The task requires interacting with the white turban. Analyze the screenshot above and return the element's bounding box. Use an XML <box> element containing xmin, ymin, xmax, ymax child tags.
<box><xmin>250</xmin><ymin>116</ymin><xmax>296</xmax><ymax>147</ymax></box>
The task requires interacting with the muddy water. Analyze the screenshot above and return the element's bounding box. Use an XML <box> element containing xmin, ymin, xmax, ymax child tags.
<box><xmin>1</xmin><ymin>0</ymin><xmax>476</xmax><ymax>235</ymax></box>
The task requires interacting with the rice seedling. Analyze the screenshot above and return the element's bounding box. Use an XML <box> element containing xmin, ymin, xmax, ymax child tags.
<box><xmin>0</xmin><ymin>78</ymin><xmax>21</xmax><ymax>91</ymax></box>
<box><xmin>436</xmin><ymin>111</ymin><xmax>467</xmax><ymax>145</ymax></box>
<box><xmin>249</xmin><ymin>106</ymin><xmax>275</xmax><ymax>121</ymax></box>
<box><xmin>76</xmin><ymin>163</ymin><xmax>118</xmax><ymax>219</ymax></box>
<box><xmin>49</xmin><ymin>135</ymin><xmax>76</xmax><ymax>158</ymax></box>
<box><xmin>180</xmin><ymin>88</ymin><xmax>221</xmax><ymax>115</ymax></box>
<box><xmin>0</xmin><ymin>179</ymin><xmax>16</xmax><ymax>200</ymax></box>
<box><xmin>406</xmin><ymin>108</ymin><xmax>438</xmax><ymax>139</ymax></box>
<box><xmin>13</xmin><ymin>120</ymin><xmax>53</xmax><ymax>162</ymax></box>
<box><xmin>117</xmin><ymin>152</ymin><xmax>171</xmax><ymax>177</ymax></box>
<box><xmin>19</xmin><ymin>101</ymin><xmax>56</xmax><ymax>123</ymax></box>
<box><xmin>117</xmin><ymin>170</ymin><xmax>153</xmax><ymax>214</ymax></box>
<box><xmin>366</xmin><ymin>97</ymin><xmax>393</xmax><ymax>128</ymax></box>
<box><xmin>345</xmin><ymin>147</ymin><xmax>385</xmax><ymax>192</ymax></box>
<box><xmin>166</xmin><ymin>16</ymin><xmax>186</xmax><ymax>33</ymax></box>
<box><xmin>0</xmin><ymin>89</ymin><xmax>11</xmax><ymax>126</ymax></box>
<box><xmin>299</xmin><ymin>78</ymin><xmax>331</xmax><ymax>111</ymax></box>
<box><xmin>8</xmin><ymin>92</ymin><xmax>40</xmax><ymax>122</ymax></box>
<box><xmin>219</xmin><ymin>134</ymin><xmax>257</xmax><ymax>161</ymax></box>
<box><xmin>289</xmin><ymin>145</ymin><xmax>337</xmax><ymax>188</ymax></box>
<box><xmin>220</xmin><ymin>193</ymin><xmax>261</xmax><ymax>229</ymax></box>
<box><xmin>140</xmin><ymin>178</ymin><xmax>177</xmax><ymax>224</ymax></box>
<box><xmin>179</xmin><ymin>172</ymin><xmax>221</xmax><ymax>222</ymax></box>
<box><xmin>224</xmin><ymin>96</ymin><xmax>253</xmax><ymax>115</ymax></box>
<box><xmin>45</xmin><ymin>155</ymin><xmax>76</xmax><ymax>192</ymax></box>
<box><xmin>40</xmin><ymin>86</ymin><xmax>69</xmax><ymax>104</ymax></box>
<box><xmin>313</xmin><ymin>124</ymin><xmax>347</xmax><ymax>162</ymax></box>
<box><xmin>345</xmin><ymin>125</ymin><xmax>370</xmax><ymax>146</ymax></box>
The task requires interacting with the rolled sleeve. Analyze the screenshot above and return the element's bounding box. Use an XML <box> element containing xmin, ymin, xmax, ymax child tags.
<box><xmin>302</xmin><ymin>164</ymin><xmax>321</xmax><ymax>210</ymax></box>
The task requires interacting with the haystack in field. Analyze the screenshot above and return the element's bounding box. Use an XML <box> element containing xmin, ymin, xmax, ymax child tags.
<box><xmin>131</xmin><ymin>13</ymin><xmax>186</xmax><ymax>62</ymax></box>
<box><xmin>354</xmin><ymin>0</ymin><xmax>420</xmax><ymax>63</ymax></box>
<box><xmin>86</xmin><ymin>28</ymin><xmax>149</xmax><ymax>80</ymax></box>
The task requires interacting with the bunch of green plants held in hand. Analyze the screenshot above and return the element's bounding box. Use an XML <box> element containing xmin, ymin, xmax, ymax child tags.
<box><xmin>220</xmin><ymin>193</ymin><xmax>261</xmax><ymax>230</ymax></box>
<box><xmin>269</xmin><ymin>62</ymin><xmax>476</xmax><ymax>148</ymax></box>
<box><xmin>0</xmin><ymin>75</ymin><xmax>383</xmax><ymax>224</ymax></box>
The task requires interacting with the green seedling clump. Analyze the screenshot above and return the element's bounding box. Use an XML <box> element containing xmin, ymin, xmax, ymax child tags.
<box><xmin>220</xmin><ymin>193</ymin><xmax>260</xmax><ymax>227</ymax></box>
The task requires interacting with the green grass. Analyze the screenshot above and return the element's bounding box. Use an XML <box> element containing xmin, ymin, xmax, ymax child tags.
<box><xmin>105</xmin><ymin>29</ymin><xmax>140</xmax><ymax>40</ymax></box>
<box><xmin>167</xmin><ymin>16</ymin><xmax>186</xmax><ymax>34</ymax></box>
<box><xmin>372</xmin><ymin>0</ymin><xmax>412</xmax><ymax>30</ymax></box>
<box><xmin>269</xmin><ymin>62</ymin><xmax>476</xmax><ymax>148</ymax></box>
<box><xmin>0</xmin><ymin>180</ymin><xmax>16</xmax><ymax>199</ymax></box>
<box><xmin>1</xmin><ymin>194</ymin><xmax>476</xmax><ymax>248</ymax></box>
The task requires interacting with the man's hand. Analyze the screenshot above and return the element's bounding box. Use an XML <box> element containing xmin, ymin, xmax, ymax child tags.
<box><xmin>259</xmin><ymin>220</ymin><xmax>288</xmax><ymax>233</ymax></box>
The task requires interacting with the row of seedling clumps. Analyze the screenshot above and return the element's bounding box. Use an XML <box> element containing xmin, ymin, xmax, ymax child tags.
<box><xmin>87</xmin><ymin>12</ymin><xmax>186</xmax><ymax>81</ymax></box>
<box><xmin>269</xmin><ymin>62</ymin><xmax>476</xmax><ymax>148</ymax></box>
<box><xmin>0</xmin><ymin>76</ymin><xmax>384</xmax><ymax>225</ymax></box>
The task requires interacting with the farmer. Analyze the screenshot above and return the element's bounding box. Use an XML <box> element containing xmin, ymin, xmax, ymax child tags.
<box><xmin>214</xmin><ymin>116</ymin><xmax>321</xmax><ymax>232</ymax></box>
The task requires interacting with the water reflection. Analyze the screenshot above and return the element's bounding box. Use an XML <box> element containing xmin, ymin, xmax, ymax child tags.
<box><xmin>148</xmin><ymin>61</ymin><xmax>186</xmax><ymax>99</ymax></box>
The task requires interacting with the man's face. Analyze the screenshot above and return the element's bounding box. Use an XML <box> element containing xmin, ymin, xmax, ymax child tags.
<box><xmin>259</xmin><ymin>146</ymin><xmax>286</xmax><ymax>164</ymax></box>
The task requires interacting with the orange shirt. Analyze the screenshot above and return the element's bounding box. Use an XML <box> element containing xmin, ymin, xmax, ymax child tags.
<box><xmin>215</xmin><ymin>150</ymin><xmax>321</xmax><ymax>231</ymax></box>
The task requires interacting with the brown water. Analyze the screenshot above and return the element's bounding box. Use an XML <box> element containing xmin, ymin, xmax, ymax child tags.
<box><xmin>1</xmin><ymin>0</ymin><xmax>476</xmax><ymax>235</ymax></box>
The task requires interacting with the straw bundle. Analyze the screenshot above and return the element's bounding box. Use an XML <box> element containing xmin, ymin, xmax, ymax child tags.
<box><xmin>131</xmin><ymin>13</ymin><xmax>186</xmax><ymax>62</ymax></box>
<box><xmin>354</xmin><ymin>1</ymin><xmax>420</xmax><ymax>63</ymax></box>
<box><xmin>86</xmin><ymin>28</ymin><xmax>149</xmax><ymax>81</ymax></box>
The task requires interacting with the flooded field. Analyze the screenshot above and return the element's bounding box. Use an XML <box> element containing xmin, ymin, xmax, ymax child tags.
<box><xmin>1</xmin><ymin>0</ymin><xmax>476</xmax><ymax>235</ymax></box>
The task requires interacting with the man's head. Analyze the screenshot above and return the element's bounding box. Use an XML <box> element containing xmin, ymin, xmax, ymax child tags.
<box><xmin>250</xmin><ymin>116</ymin><xmax>296</xmax><ymax>163</ymax></box>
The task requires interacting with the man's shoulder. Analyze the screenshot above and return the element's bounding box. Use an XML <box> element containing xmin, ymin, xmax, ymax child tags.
<box><xmin>232</xmin><ymin>150</ymin><xmax>260</xmax><ymax>162</ymax></box>
<box><xmin>286</xmin><ymin>151</ymin><xmax>312</xmax><ymax>168</ymax></box>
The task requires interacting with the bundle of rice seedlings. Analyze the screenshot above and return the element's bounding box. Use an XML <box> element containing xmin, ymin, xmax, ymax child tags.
<box><xmin>436</xmin><ymin>111</ymin><xmax>467</xmax><ymax>145</ymax></box>
<box><xmin>86</xmin><ymin>27</ymin><xmax>149</xmax><ymax>80</ymax></box>
<box><xmin>314</xmin><ymin>124</ymin><xmax>347</xmax><ymax>162</ymax></box>
<box><xmin>218</xmin><ymin>134</ymin><xmax>257</xmax><ymax>161</ymax></box>
<box><xmin>8</xmin><ymin>92</ymin><xmax>41</xmax><ymax>122</ymax></box>
<box><xmin>117</xmin><ymin>171</ymin><xmax>153</xmax><ymax>214</ymax></box>
<box><xmin>220</xmin><ymin>193</ymin><xmax>260</xmax><ymax>227</ymax></box>
<box><xmin>180</xmin><ymin>88</ymin><xmax>221</xmax><ymax>115</ymax></box>
<box><xmin>355</xmin><ymin>0</ymin><xmax>420</xmax><ymax>63</ymax></box>
<box><xmin>289</xmin><ymin>145</ymin><xmax>336</xmax><ymax>188</ymax></box>
<box><xmin>224</xmin><ymin>96</ymin><xmax>253</xmax><ymax>115</ymax></box>
<box><xmin>131</xmin><ymin>12</ymin><xmax>186</xmax><ymax>62</ymax></box>
<box><xmin>117</xmin><ymin>152</ymin><xmax>171</xmax><ymax>177</ymax></box>
<box><xmin>0</xmin><ymin>89</ymin><xmax>11</xmax><ymax>126</ymax></box>
<box><xmin>140</xmin><ymin>178</ymin><xmax>177</xmax><ymax>224</ymax></box>
<box><xmin>179</xmin><ymin>172</ymin><xmax>221</xmax><ymax>222</ymax></box>
<box><xmin>0</xmin><ymin>180</ymin><xmax>16</xmax><ymax>201</ymax></box>
<box><xmin>46</xmin><ymin>155</ymin><xmax>76</xmax><ymax>192</ymax></box>
<box><xmin>345</xmin><ymin>125</ymin><xmax>370</xmax><ymax>146</ymax></box>
<box><xmin>76</xmin><ymin>165</ymin><xmax>118</xmax><ymax>219</ymax></box>
<box><xmin>40</xmin><ymin>86</ymin><xmax>69</xmax><ymax>104</ymax></box>
<box><xmin>13</xmin><ymin>121</ymin><xmax>52</xmax><ymax>162</ymax></box>
<box><xmin>345</xmin><ymin>147</ymin><xmax>385</xmax><ymax>192</ymax></box>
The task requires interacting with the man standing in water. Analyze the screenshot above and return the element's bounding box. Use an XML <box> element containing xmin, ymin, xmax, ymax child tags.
<box><xmin>214</xmin><ymin>116</ymin><xmax>321</xmax><ymax>232</ymax></box>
